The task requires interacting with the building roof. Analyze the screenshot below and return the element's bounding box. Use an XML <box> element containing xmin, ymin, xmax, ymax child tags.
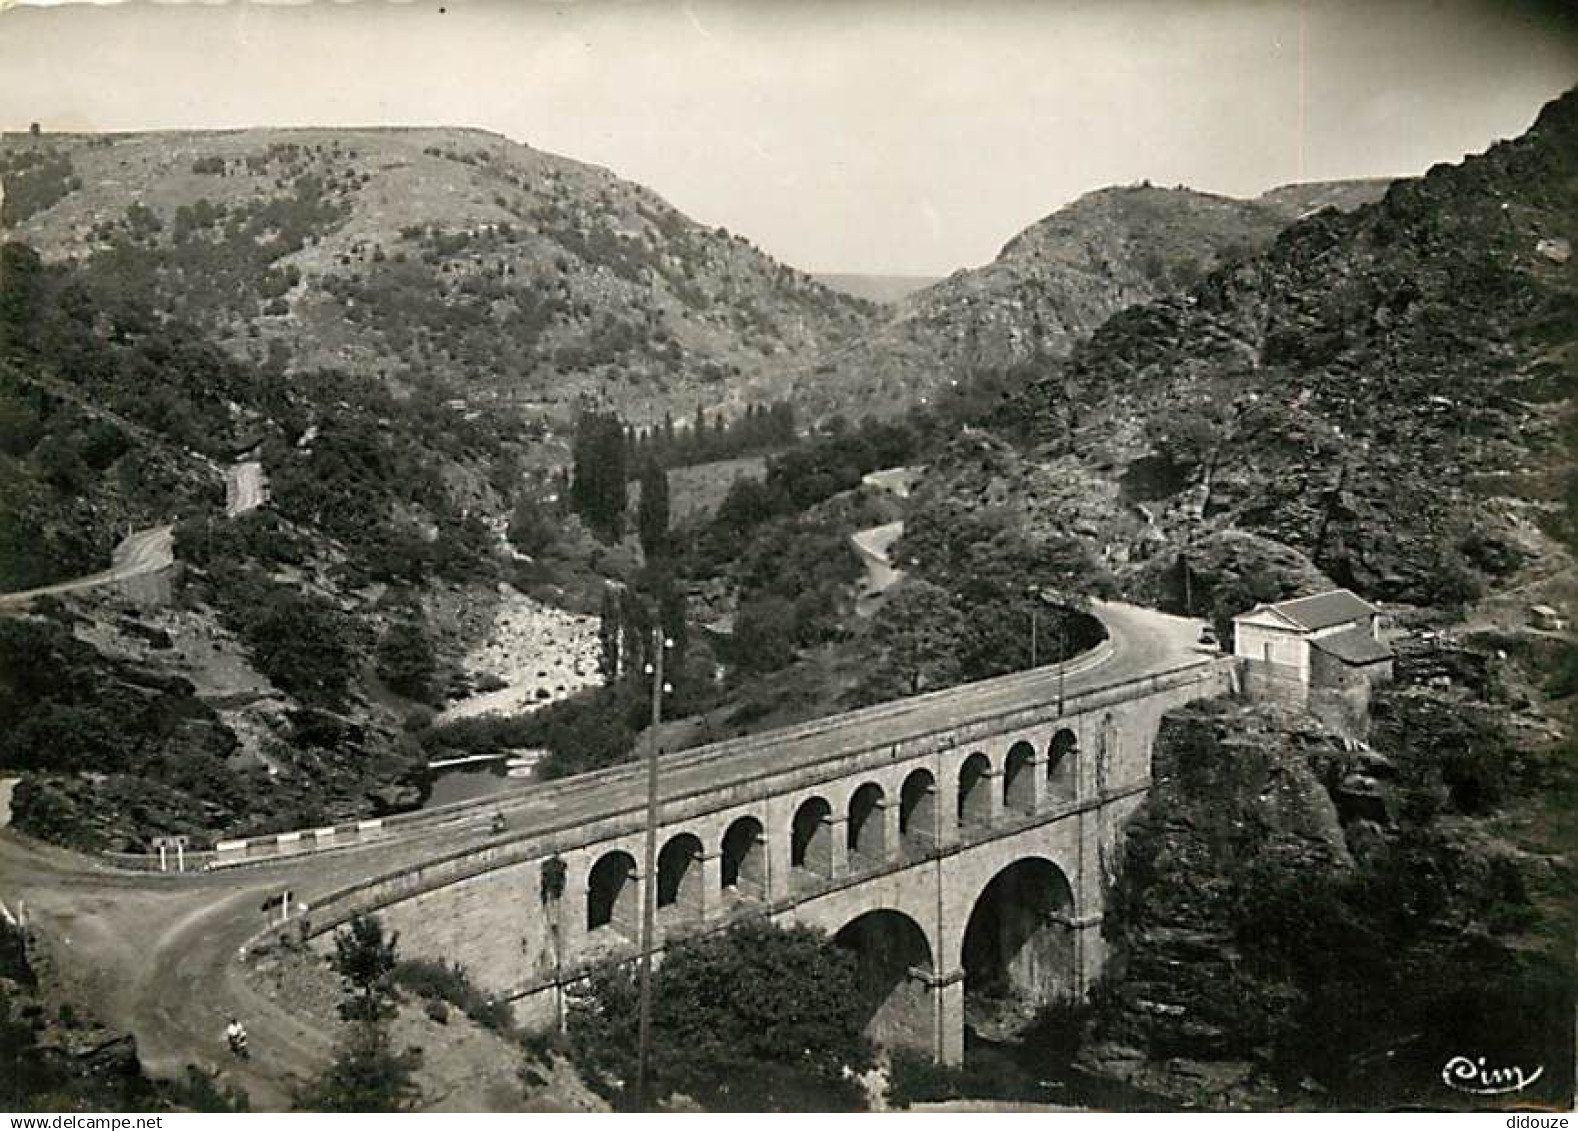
<box><xmin>1310</xmin><ymin>625</ymin><xmax>1393</xmax><ymax>666</ymax></box>
<box><xmin>1251</xmin><ymin>588</ymin><xmax>1377</xmax><ymax>632</ymax></box>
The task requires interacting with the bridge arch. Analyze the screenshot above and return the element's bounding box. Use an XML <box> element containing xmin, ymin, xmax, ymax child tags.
<box><xmin>960</xmin><ymin>856</ymin><xmax>1078</xmax><ymax>1038</ymax></box>
<box><xmin>657</xmin><ymin>832</ymin><xmax>704</xmax><ymax>919</ymax></box>
<box><xmin>899</xmin><ymin>768</ymin><xmax>937</xmax><ymax>855</ymax></box>
<box><xmin>1047</xmin><ymin>728</ymin><xmax>1078</xmax><ymax>803</ymax></box>
<box><xmin>833</xmin><ymin>908</ymin><xmax>937</xmax><ymax>1056</ymax></box>
<box><xmin>720</xmin><ymin>815</ymin><xmax>766</xmax><ymax>898</ymax></box>
<box><xmin>847</xmin><ymin>782</ymin><xmax>887</xmax><ymax>868</ymax></box>
<box><xmin>1003</xmin><ymin>741</ymin><xmax>1037</xmax><ymax>815</ymax></box>
<box><xmin>587</xmin><ymin>849</ymin><xmax>638</xmax><ymax>935</ymax></box>
<box><xmin>791</xmin><ymin>796</ymin><xmax>834</xmax><ymax>879</ymax></box>
<box><xmin>957</xmin><ymin>751</ymin><xmax>994</xmax><ymax>829</ymax></box>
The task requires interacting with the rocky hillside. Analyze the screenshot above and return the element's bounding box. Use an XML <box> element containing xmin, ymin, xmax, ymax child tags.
<box><xmin>0</xmin><ymin>126</ymin><xmax>1391</xmax><ymax>431</ymax></box>
<box><xmin>1083</xmin><ymin>624</ymin><xmax>1574</xmax><ymax>1110</ymax></box>
<box><xmin>0</xmin><ymin>240</ymin><xmax>548</xmax><ymax>849</ymax></box>
<box><xmin>796</xmin><ymin>180</ymin><xmax>1388</xmax><ymax>418</ymax></box>
<box><xmin>0</xmin><ymin>127</ymin><xmax>874</xmax><ymax>427</ymax></box>
<box><xmin>904</xmin><ymin>90</ymin><xmax>1574</xmax><ymax>616</ymax></box>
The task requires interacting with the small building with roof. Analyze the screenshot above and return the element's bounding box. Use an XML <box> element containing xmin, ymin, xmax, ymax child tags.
<box><xmin>1233</xmin><ymin>588</ymin><xmax>1393</xmax><ymax>728</ymax></box>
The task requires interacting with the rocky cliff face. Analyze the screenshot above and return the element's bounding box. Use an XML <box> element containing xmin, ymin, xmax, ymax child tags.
<box><xmin>1083</xmin><ymin>617</ymin><xmax>1574</xmax><ymax>1110</ymax></box>
<box><xmin>1012</xmin><ymin>90</ymin><xmax>1577</xmax><ymax>608</ymax></box>
<box><xmin>1082</xmin><ymin>699</ymin><xmax>1351</xmax><ymax>1108</ymax></box>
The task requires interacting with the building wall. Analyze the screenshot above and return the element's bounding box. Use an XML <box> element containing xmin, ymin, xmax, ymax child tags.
<box><xmin>1234</xmin><ymin>621</ymin><xmax>1309</xmax><ymax>679</ymax></box>
<box><xmin>1241</xmin><ymin>658</ymin><xmax>1309</xmax><ymax>706</ymax></box>
<box><xmin>1308</xmin><ymin>650</ymin><xmax>1393</xmax><ymax>737</ymax></box>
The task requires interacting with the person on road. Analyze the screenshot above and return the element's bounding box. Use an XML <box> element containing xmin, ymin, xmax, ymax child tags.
<box><xmin>225</xmin><ymin>1017</ymin><xmax>249</xmax><ymax>1059</ymax></box>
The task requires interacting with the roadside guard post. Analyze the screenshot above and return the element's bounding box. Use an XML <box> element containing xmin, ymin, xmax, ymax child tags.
<box><xmin>152</xmin><ymin>834</ymin><xmax>190</xmax><ymax>873</ymax></box>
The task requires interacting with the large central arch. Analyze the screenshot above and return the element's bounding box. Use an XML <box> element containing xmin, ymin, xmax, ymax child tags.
<box><xmin>833</xmin><ymin>908</ymin><xmax>937</xmax><ymax>1056</ymax></box>
<box><xmin>960</xmin><ymin>857</ymin><xmax>1077</xmax><ymax>1040</ymax></box>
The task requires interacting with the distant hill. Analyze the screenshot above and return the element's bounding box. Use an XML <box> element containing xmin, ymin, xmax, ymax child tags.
<box><xmin>0</xmin><ymin>126</ymin><xmax>877</xmax><ymax>427</ymax></box>
<box><xmin>796</xmin><ymin>180</ymin><xmax>1391</xmax><ymax>418</ymax></box>
<box><xmin>812</xmin><ymin>273</ymin><xmax>943</xmax><ymax>304</ymax></box>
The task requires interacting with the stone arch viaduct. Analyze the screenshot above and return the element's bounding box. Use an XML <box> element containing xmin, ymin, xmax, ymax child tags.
<box><xmin>295</xmin><ymin>611</ymin><xmax>1236</xmax><ymax>1066</ymax></box>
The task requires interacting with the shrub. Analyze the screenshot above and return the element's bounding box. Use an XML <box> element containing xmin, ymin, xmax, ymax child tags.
<box><xmin>332</xmin><ymin>915</ymin><xmax>400</xmax><ymax>1023</ymax></box>
<box><xmin>885</xmin><ymin>1050</ymin><xmax>968</xmax><ymax>1108</ymax></box>
<box><xmin>566</xmin><ymin>920</ymin><xmax>871</xmax><ymax>1110</ymax></box>
<box><xmin>393</xmin><ymin>958</ymin><xmax>512</xmax><ymax>1032</ymax></box>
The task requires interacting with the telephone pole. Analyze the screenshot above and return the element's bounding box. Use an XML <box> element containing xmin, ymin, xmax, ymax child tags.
<box><xmin>635</xmin><ymin>627</ymin><xmax>671</xmax><ymax>1110</ymax></box>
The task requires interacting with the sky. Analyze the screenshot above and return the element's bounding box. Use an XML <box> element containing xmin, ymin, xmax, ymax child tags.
<box><xmin>1</xmin><ymin>0</ymin><xmax>1575</xmax><ymax>275</ymax></box>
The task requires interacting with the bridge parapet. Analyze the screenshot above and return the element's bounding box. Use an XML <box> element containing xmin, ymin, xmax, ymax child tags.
<box><xmin>244</xmin><ymin>655</ymin><xmax>1238</xmax><ymax>1066</ymax></box>
<box><xmin>293</xmin><ymin>653</ymin><xmax>1230</xmax><ymax>933</ymax></box>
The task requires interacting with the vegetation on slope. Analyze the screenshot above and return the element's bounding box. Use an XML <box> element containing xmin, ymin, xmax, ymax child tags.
<box><xmin>1005</xmin><ymin>90</ymin><xmax>1577</xmax><ymax>609</ymax></box>
<box><xmin>567</xmin><ymin>920</ymin><xmax>871</xmax><ymax>1111</ymax></box>
<box><xmin>0</xmin><ymin>127</ymin><xmax>873</xmax><ymax>426</ymax></box>
<box><xmin>1085</xmin><ymin>630</ymin><xmax>1574</xmax><ymax>1110</ymax></box>
<box><xmin>796</xmin><ymin>179</ymin><xmax>1390</xmax><ymax>419</ymax></box>
<box><xmin>0</xmin><ymin>240</ymin><xmax>544</xmax><ymax>848</ymax></box>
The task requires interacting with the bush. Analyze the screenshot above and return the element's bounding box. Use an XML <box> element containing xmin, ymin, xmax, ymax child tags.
<box><xmin>295</xmin><ymin>1021</ymin><xmax>423</xmax><ymax>1113</ymax></box>
<box><xmin>218</xmin><ymin>579</ymin><xmax>364</xmax><ymax>709</ymax></box>
<box><xmin>885</xmin><ymin>1050</ymin><xmax>968</xmax><ymax>1108</ymax></box>
<box><xmin>164</xmin><ymin>1065</ymin><xmax>251</xmax><ymax>1112</ymax></box>
<box><xmin>332</xmin><ymin>915</ymin><xmax>400</xmax><ymax>1023</ymax></box>
<box><xmin>567</xmin><ymin>920</ymin><xmax>872</xmax><ymax>1110</ymax></box>
<box><xmin>375</xmin><ymin>620</ymin><xmax>438</xmax><ymax>705</ymax></box>
<box><xmin>393</xmin><ymin>958</ymin><xmax>512</xmax><ymax>1032</ymax></box>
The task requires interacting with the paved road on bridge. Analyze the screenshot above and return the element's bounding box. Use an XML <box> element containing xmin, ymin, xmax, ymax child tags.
<box><xmin>0</xmin><ymin>599</ymin><xmax>1209</xmax><ymax>1107</ymax></box>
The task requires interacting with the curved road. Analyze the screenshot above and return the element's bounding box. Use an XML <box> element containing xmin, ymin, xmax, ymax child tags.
<box><xmin>0</xmin><ymin>599</ymin><xmax>1208</xmax><ymax>1108</ymax></box>
<box><xmin>0</xmin><ymin>525</ymin><xmax>175</xmax><ymax>609</ymax></box>
<box><xmin>851</xmin><ymin>520</ymin><xmax>905</xmax><ymax>607</ymax></box>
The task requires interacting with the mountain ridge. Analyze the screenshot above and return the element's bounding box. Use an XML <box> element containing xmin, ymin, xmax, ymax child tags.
<box><xmin>904</xmin><ymin>87</ymin><xmax>1577</xmax><ymax>619</ymax></box>
<box><xmin>792</xmin><ymin>177</ymin><xmax>1392</xmax><ymax>418</ymax></box>
<box><xmin>0</xmin><ymin>125</ymin><xmax>875</xmax><ymax>429</ymax></box>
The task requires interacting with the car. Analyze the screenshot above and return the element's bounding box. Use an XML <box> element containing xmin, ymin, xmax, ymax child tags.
<box><xmin>1195</xmin><ymin>625</ymin><xmax>1219</xmax><ymax>651</ymax></box>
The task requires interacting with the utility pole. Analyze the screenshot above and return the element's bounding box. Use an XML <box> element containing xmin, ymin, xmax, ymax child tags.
<box><xmin>635</xmin><ymin>627</ymin><xmax>671</xmax><ymax>1111</ymax></box>
<box><xmin>1030</xmin><ymin>605</ymin><xmax>1038</xmax><ymax>667</ymax></box>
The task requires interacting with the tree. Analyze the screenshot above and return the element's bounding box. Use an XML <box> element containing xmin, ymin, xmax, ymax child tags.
<box><xmin>637</xmin><ymin>457</ymin><xmax>670</xmax><ymax>561</ymax></box>
<box><xmin>506</xmin><ymin>492</ymin><xmax>556</xmax><ymax>558</ymax></box>
<box><xmin>0</xmin><ymin>243</ymin><xmax>44</xmax><ymax>355</ymax></box>
<box><xmin>732</xmin><ymin>595</ymin><xmax>798</xmax><ymax>674</ymax></box>
<box><xmin>332</xmin><ymin>914</ymin><xmax>400</xmax><ymax>1022</ymax></box>
<box><xmin>570</xmin><ymin>408</ymin><xmax>628</xmax><ymax>542</ymax></box>
<box><xmin>375</xmin><ymin>620</ymin><xmax>436</xmax><ymax>705</ymax></box>
<box><xmin>227</xmin><ymin>585</ymin><xmax>361</xmax><ymax>708</ymax></box>
<box><xmin>858</xmin><ymin>578</ymin><xmax>968</xmax><ymax>699</ymax></box>
<box><xmin>597</xmin><ymin>584</ymin><xmax>623</xmax><ymax>684</ymax></box>
<box><xmin>295</xmin><ymin>1021</ymin><xmax>423</xmax><ymax>1112</ymax></box>
<box><xmin>567</xmin><ymin>920</ymin><xmax>871</xmax><ymax>1110</ymax></box>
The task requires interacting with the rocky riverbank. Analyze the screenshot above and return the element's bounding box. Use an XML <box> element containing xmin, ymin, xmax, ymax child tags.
<box><xmin>438</xmin><ymin>584</ymin><xmax>601</xmax><ymax>723</ymax></box>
